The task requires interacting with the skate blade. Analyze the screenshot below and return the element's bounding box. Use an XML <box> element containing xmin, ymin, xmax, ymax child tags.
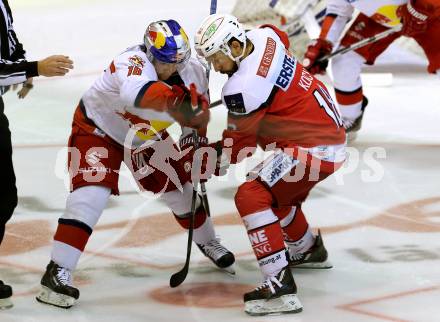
<box><xmin>0</xmin><ymin>298</ymin><xmax>13</xmax><ymax>310</ymax></box>
<box><xmin>245</xmin><ymin>294</ymin><xmax>303</xmax><ymax>316</ymax></box>
<box><xmin>36</xmin><ymin>286</ymin><xmax>76</xmax><ymax>309</ymax></box>
<box><xmin>291</xmin><ymin>260</ymin><xmax>333</xmax><ymax>269</ymax></box>
<box><xmin>220</xmin><ymin>264</ymin><xmax>235</xmax><ymax>275</ymax></box>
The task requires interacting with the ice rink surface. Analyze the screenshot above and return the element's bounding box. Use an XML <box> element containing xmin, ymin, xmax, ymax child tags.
<box><xmin>1</xmin><ymin>0</ymin><xmax>440</xmax><ymax>321</ymax></box>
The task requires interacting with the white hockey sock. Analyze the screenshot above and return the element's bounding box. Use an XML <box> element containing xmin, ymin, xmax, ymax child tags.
<box><xmin>341</xmin><ymin>101</ymin><xmax>363</xmax><ymax>121</ymax></box>
<box><xmin>162</xmin><ymin>183</ymin><xmax>217</xmax><ymax>244</ymax></box>
<box><xmin>161</xmin><ymin>182</ymin><xmax>193</xmax><ymax>215</ymax></box>
<box><xmin>243</xmin><ymin>209</ymin><xmax>288</xmax><ymax>277</ymax></box>
<box><xmin>193</xmin><ymin>216</ymin><xmax>216</xmax><ymax>245</ymax></box>
<box><xmin>286</xmin><ymin>227</ymin><xmax>315</xmax><ymax>256</ymax></box>
<box><xmin>51</xmin><ymin>185</ymin><xmax>110</xmax><ymax>271</ymax></box>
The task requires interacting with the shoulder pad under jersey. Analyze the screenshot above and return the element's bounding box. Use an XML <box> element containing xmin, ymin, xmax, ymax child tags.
<box><xmin>222</xmin><ymin>76</ymin><xmax>273</xmax><ymax>116</ymax></box>
<box><xmin>222</xmin><ymin>28</ymin><xmax>292</xmax><ymax>116</ymax></box>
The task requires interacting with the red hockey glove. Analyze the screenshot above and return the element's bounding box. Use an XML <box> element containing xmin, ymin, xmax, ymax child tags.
<box><xmin>179</xmin><ymin>131</ymin><xmax>211</xmax><ymax>183</ymax></box>
<box><xmin>302</xmin><ymin>38</ymin><xmax>333</xmax><ymax>75</ymax></box>
<box><xmin>397</xmin><ymin>1</ymin><xmax>430</xmax><ymax>37</ymax></box>
<box><xmin>168</xmin><ymin>83</ymin><xmax>210</xmax><ymax>129</ymax></box>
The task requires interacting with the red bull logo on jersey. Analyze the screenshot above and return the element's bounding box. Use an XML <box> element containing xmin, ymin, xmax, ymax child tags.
<box><xmin>372</xmin><ymin>5</ymin><xmax>401</xmax><ymax>27</ymax></box>
<box><xmin>128</xmin><ymin>55</ymin><xmax>145</xmax><ymax>68</ymax></box>
<box><xmin>117</xmin><ymin>110</ymin><xmax>172</xmax><ymax>141</ymax></box>
<box><xmin>371</xmin><ymin>13</ymin><xmax>392</xmax><ymax>25</ymax></box>
<box><xmin>117</xmin><ymin>110</ymin><xmax>151</xmax><ymax>137</ymax></box>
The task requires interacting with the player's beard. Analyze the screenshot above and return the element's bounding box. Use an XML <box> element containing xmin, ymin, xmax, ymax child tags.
<box><xmin>224</xmin><ymin>63</ymin><xmax>238</xmax><ymax>77</ymax></box>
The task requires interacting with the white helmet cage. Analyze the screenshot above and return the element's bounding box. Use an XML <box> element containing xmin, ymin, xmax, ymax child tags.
<box><xmin>194</xmin><ymin>14</ymin><xmax>247</xmax><ymax>66</ymax></box>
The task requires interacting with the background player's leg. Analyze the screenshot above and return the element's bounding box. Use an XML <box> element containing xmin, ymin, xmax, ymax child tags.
<box><xmin>331</xmin><ymin>50</ymin><xmax>366</xmax><ymax>140</ymax></box>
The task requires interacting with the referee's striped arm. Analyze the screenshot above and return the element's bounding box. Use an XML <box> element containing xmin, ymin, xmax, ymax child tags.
<box><xmin>0</xmin><ymin>58</ymin><xmax>38</xmax><ymax>86</ymax></box>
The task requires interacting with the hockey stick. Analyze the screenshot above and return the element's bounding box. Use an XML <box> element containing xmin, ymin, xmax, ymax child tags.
<box><xmin>209</xmin><ymin>26</ymin><xmax>402</xmax><ymax>108</ymax></box>
<box><xmin>199</xmin><ymin>0</ymin><xmax>218</xmax><ymax>220</ymax></box>
<box><xmin>318</xmin><ymin>25</ymin><xmax>402</xmax><ymax>62</ymax></box>
<box><xmin>210</xmin><ymin>99</ymin><xmax>223</xmax><ymax>108</ymax></box>
<box><xmin>169</xmin><ymin>129</ymin><xmax>200</xmax><ymax>288</ymax></box>
<box><xmin>169</xmin><ymin>1</ymin><xmax>217</xmax><ymax>288</ymax></box>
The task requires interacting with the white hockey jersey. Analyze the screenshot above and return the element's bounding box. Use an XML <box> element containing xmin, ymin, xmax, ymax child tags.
<box><xmin>219</xmin><ymin>26</ymin><xmax>346</xmax><ymax>167</ymax></box>
<box><xmin>81</xmin><ymin>45</ymin><xmax>208</xmax><ymax>148</ymax></box>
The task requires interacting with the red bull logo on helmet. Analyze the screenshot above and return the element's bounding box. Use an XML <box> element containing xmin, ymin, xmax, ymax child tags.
<box><xmin>149</xmin><ymin>30</ymin><xmax>166</xmax><ymax>49</ymax></box>
<box><xmin>145</xmin><ymin>20</ymin><xmax>191</xmax><ymax>64</ymax></box>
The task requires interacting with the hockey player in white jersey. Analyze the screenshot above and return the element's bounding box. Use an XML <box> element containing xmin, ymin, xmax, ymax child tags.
<box><xmin>35</xmin><ymin>19</ymin><xmax>235</xmax><ymax>309</ymax></box>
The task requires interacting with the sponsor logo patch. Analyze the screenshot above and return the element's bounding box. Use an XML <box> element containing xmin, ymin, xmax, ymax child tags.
<box><xmin>201</xmin><ymin>17</ymin><xmax>224</xmax><ymax>44</ymax></box>
<box><xmin>224</xmin><ymin>93</ymin><xmax>246</xmax><ymax>115</ymax></box>
<box><xmin>259</xmin><ymin>151</ymin><xmax>299</xmax><ymax>187</ymax></box>
<box><xmin>257</xmin><ymin>37</ymin><xmax>276</xmax><ymax>78</ymax></box>
<box><xmin>86</xmin><ymin>151</ymin><xmax>103</xmax><ymax>165</ymax></box>
<box><xmin>249</xmin><ymin>229</ymin><xmax>272</xmax><ymax>258</ymax></box>
<box><xmin>78</xmin><ymin>166</ymin><xmax>111</xmax><ymax>174</ymax></box>
<box><xmin>275</xmin><ymin>52</ymin><xmax>297</xmax><ymax>91</ymax></box>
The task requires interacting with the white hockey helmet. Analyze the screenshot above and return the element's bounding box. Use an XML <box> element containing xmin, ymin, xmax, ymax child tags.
<box><xmin>194</xmin><ymin>14</ymin><xmax>246</xmax><ymax>64</ymax></box>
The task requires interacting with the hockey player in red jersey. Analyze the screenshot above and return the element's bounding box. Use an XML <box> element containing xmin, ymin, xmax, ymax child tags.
<box><xmin>35</xmin><ymin>19</ymin><xmax>234</xmax><ymax>309</ymax></box>
<box><xmin>194</xmin><ymin>14</ymin><xmax>346</xmax><ymax>315</ymax></box>
<box><xmin>303</xmin><ymin>0</ymin><xmax>440</xmax><ymax>139</ymax></box>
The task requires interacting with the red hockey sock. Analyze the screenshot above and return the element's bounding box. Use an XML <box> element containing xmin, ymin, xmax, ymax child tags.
<box><xmin>54</xmin><ymin>218</ymin><xmax>92</xmax><ymax>252</ymax></box>
<box><xmin>280</xmin><ymin>206</ymin><xmax>309</xmax><ymax>242</ymax></box>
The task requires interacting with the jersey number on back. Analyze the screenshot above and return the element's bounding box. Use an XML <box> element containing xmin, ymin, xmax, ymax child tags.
<box><xmin>313</xmin><ymin>85</ymin><xmax>343</xmax><ymax>128</ymax></box>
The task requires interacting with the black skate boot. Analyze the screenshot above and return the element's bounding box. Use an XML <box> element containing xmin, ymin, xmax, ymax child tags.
<box><xmin>36</xmin><ymin>261</ymin><xmax>79</xmax><ymax>308</ymax></box>
<box><xmin>197</xmin><ymin>238</ymin><xmax>235</xmax><ymax>274</ymax></box>
<box><xmin>244</xmin><ymin>267</ymin><xmax>303</xmax><ymax>316</ymax></box>
<box><xmin>0</xmin><ymin>280</ymin><xmax>13</xmax><ymax>309</ymax></box>
<box><xmin>344</xmin><ymin>96</ymin><xmax>369</xmax><ymax>142</ymax></box>
<box><xmin>287</xmin><ymin>230</ymin><xmax>332</xmax><ymax>269</ymax></box>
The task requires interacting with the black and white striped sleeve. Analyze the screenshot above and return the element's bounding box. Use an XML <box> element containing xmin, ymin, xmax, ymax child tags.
<box><xmin>9</xmin><ymin>28</ymin><xmax>26</xmax><ymax>61</ymax></box>
<box><xmin>0</xmin><ymin>58</ymin><xmax>38</xmax><ymax>86</ymax></box>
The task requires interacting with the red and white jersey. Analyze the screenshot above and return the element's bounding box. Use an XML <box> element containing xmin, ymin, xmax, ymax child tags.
<box><xmin>320</xmin><ymin>0</ymin><xmax>440</xmax><ymax>48</ymax></box>
<box><xmin>81</xmin><ymin>45</ymin><xmax>208</xmax><ymax>148</ymax></box>
<box><xmin>321</xmin><ymin>0</ymin><xmax>408</xmax><ymax>43</ymax></box>
<box><xmin>327</xmin><ymin>0</ymin><xmax>407</xmax><ymax>27</ymax></box>
<box><xmin>219</xmin><ymin>26</ymin><xmax>346</xmax><ymax>170</ymax></box>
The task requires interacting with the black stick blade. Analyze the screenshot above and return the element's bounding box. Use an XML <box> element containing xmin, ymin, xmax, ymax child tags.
<box><xmin>169</xmin><ymin>265</ymin><xmax>189</xmax><ymax>288</ymax></box>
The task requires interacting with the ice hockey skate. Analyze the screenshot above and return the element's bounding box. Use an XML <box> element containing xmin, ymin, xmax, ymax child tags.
<box><xmin>36</xmin><ymin>261</ymin><xmax>80</xmax><ymax>308</ymax></box>
<box><xmin>197</xmin><ymin>238</ymin><xmax>236</xmax><ymax>274</ymax></box>
<box><xmin>287</xmin><ymin>230</ymin><xmax>332</xmax><ymax>269</ymax></box>
<box><xmin>244</xmin><ymin>267</ymin><xmax>303</xmax><ymax>316</ymax></box>
<box><xmin>0</xmin><ymin>281</ymin><xmax>13</xmax><ymax>309</ymax></box>
<box><xmin>344</xmin><ymin>96</ymin><xmax>369</xmax><ymax>142</ymax></box>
